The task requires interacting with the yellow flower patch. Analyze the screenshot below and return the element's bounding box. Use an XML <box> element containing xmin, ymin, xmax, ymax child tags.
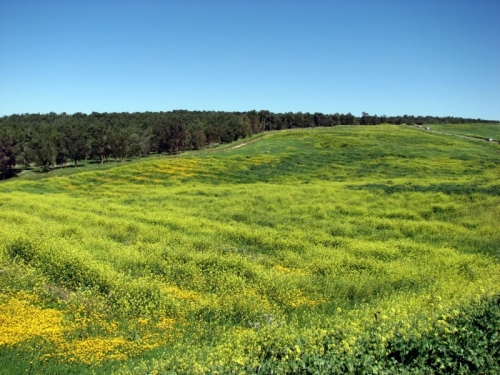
<box><xmin>0</xmin><ymin>292</ymin><xmax>177</xmax><ymax>365</ymax></box>
<box><xmin>154</xmin><ymin>159</ymin><xmax>199</xmax><ymax>177</ymax></box>
<box><xmin>0</xmin><ymin>292</ymin><xmax>65</xmax><ymax>346</ymax></box>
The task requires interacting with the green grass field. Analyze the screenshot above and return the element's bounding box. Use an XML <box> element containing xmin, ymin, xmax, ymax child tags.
<box><xmin>429</xmin><ymin>123</ymin><xmax>500</xmax><ymax>140</ymax></box>
<box><xmin>1</xmin><ymin>125</ymin><xmax>499</xmax><ymax>374</ymax></box>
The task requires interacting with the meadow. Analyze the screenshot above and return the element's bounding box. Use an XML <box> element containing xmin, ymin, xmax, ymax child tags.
<box><xmin>0</xmin><ymin>125</ymin><xmax>499</xmax><ymax>374</ymax></box>
<box><xmin>429</xmin><ymin>123</ymin><xmax>500</xmax><ymax>140</ymax></box>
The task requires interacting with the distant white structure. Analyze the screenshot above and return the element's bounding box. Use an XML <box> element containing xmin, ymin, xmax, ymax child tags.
<box><xmin>425</xmin><ymin>127</ymin><xmax>430</xmax><ymax>130</ymax></box>
<box><xmin>486</xmin><ymin>137</ymin><xmax>493</xmax><ymax>142</ymax></box>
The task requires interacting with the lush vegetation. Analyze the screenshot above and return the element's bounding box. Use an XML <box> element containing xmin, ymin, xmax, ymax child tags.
<box><xmin>0</xmin><ymin>110</ymin><xmax>497</xmax><ymax>180</ymax></box>
<box><xmin>0</xmin><ymin>125</ymin><xmax>499</xmax><ymax>374</ymax></box>
<box><xmin>429</xmin><ymin>123</ymin><xmax>500</xmax><ymax>141</ymax></box>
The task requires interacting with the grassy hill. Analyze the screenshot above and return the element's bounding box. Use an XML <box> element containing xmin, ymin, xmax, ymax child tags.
<box><xmin>1</xmin><ymin>125</ymin><xmax>499</xmax><ymax>374</ymax></box>
<box><xmin>428</xmin><ymin>123</ymin><xmax>500</xmax><ymax>141</ymax></box>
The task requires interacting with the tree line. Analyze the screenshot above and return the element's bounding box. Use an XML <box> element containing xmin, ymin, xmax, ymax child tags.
<box><xmin>0</xmin><ymin>109</ymin><xmax>496</xmax><ymax>179</ymax></box>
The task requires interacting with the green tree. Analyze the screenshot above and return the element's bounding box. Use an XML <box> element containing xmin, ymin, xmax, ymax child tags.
<box><xmin>139</xmin><ymin>128</ymin><xmax>152</xmax><ymax>156</ymax></box>
<box><xmin>246</xmin><ymin>110</ymin><xmax>261</xmax><ymax>134</ymax></box>
<box><xmin>110</xmin><ymin>129</ymin><xmax>129</xmax><ymax>162</ymax></box>
<box><xmin>31</xmin><ymin>130</ymin><xmax>57</xmax><ymax>171</ymax></box>
<box><xmin>237</xmin><ymin>114</ymin><xmax>252</xmax><ymax>138</ymax></box>
<box><xmin>127</xmin><ymin>133</ymin><xmax>142</xmax><ymax>158</ymax></box>
<box><xmin>187</xmin><ymin>119</ymin><xmax>207</xmax><ymax>150</ymax></box>
<box><xmin>89</xmin><ymin>120</ymin><xmax>112</xmax><ymax>164</ymax></box>
<box><xmin>55</xmin><ymin>135</ymin><xmax>67</xmax><ymax>168</ymax></box>
<box><xmin>0</xmin><ymin>132</ymin><xmax>17</xmax><ymax>179</ymax></box>
<box><xmin>62</xmin><ymin>124</ymin><xmax>88</xmax><ymax>167</ymax></box>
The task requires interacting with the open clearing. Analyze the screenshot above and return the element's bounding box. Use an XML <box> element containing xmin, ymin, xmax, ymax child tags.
<box><xmin>1</xmin><ymin>125</ymin><xmax>499</xmax><ymax>374</ymax></box>
<box><xmin>425</xmin><ymin>123</ymin><xmax>500</xmax><ymax>141</ymax></box>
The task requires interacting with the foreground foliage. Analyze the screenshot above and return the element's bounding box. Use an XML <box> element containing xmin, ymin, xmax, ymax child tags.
<box><xmin>0</xmin><ymin>125</ymin><xmax>499</xmax><ymax>374</ymax></box>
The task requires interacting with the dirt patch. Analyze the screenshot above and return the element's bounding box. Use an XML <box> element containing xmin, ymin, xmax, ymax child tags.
<box><xmin>412</xmin><ymin>126</ymin><xmax>497</xmax><ymax>143</ymax></box>
<box><xmin>209</xmin><ymin>135</ymin><xmax>266</xmax><ymax>153</ymax></box>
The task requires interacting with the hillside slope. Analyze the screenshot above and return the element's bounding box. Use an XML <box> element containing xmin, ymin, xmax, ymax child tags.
<box><xmin>1</xmin><ymin>125</ymin><xmax>499</xmax><ymax>374</ymax></box>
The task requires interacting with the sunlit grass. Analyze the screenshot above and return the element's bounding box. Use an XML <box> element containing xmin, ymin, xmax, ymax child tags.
<box><xmin>0</xmin><ymin>125</ymin><xmax>499</xmax><ymax>373</ymax></box>
<box><xmin>429</xmin><ymin>123</ymin><xmax>500</xmax><ymax>140</ymax></box>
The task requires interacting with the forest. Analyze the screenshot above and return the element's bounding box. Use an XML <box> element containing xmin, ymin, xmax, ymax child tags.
<box><xmin>0</xmin><ymin>109</ymin><xmax>496</xmax><ymax>180</ymax></box>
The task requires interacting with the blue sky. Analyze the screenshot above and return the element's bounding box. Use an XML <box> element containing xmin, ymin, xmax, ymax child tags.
<box><xmin>1</xmin><ymin>0</ymin><xmax>499</xmax><ymax>120</ymax></box>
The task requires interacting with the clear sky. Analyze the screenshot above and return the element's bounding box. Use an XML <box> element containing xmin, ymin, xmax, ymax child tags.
<box><xmin>1</xmin><ymin>0</ymin><xmax>499</xmax><ymax>120</ymax></box>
